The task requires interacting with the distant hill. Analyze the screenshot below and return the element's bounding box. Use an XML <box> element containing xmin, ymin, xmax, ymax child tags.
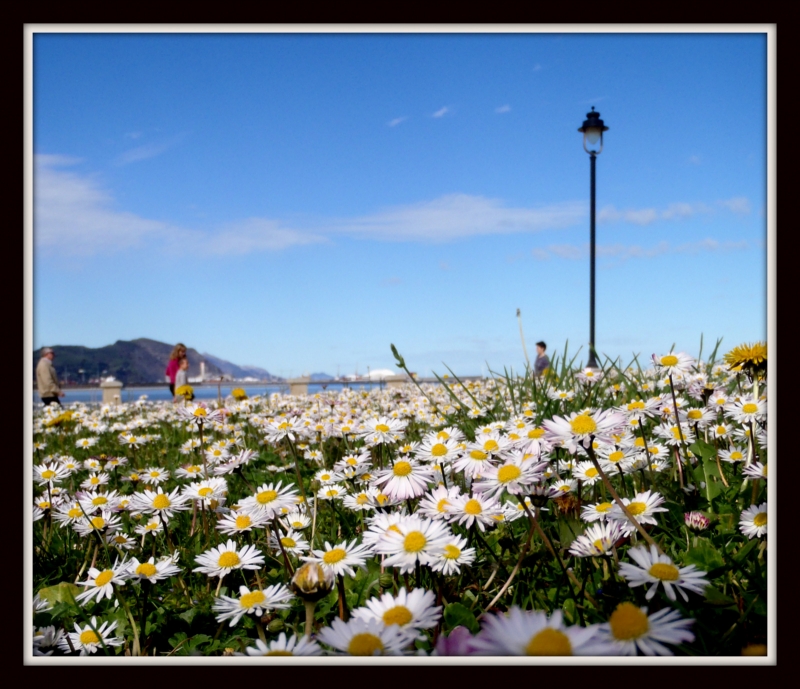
<box><xmin>32</xmin><ymin>338</ymin><xmax>282</xmax><ymax>386</ymax></box>
<box><xmin>200</xmin><ymin>352</ymin><xmax>278</xmax><ymax>381</ymax></box>
<box><xmin>310</xmin><ymin>372</ymin><xmax>334</xmax><ymax>381</ymax></box>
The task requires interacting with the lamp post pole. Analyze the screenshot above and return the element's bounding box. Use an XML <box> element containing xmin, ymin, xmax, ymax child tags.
<box><xmin>589</xmin><ymin>150</ymin><xmax>597</xmax><ymax>369</ymax></box>
<box><xmin>578</xmin><ymin>107</ymin><xmax>608</xmax><ymax>370</ymax></box>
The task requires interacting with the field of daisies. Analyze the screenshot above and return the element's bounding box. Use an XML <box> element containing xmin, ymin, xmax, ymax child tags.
<box><xmin>30</xmin><ymin>341</ymin><xmax>769</xmax><ymax>658</ymax></box>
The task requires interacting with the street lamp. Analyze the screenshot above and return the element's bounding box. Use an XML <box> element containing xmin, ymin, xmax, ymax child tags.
<box><xmin>578</xmin><ymin>106</ymin><xmax>608</xmax><ymax>369</ymax></box>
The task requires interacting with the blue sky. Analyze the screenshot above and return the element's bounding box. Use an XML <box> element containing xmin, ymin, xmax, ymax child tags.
<box><xmin>28</xmin><ymin>29</ymin><xmax>770</xmax><ymax>378</ymax></box>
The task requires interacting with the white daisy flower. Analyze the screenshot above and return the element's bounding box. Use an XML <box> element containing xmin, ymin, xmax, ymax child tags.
<box><xmin>471</xmin><ymin>608</ymin><xmax>613</xmax><ymax>656</ymax></box>
<box><xmin>580</xmin><ymin>500</ymin><xmax>616</xmax><ymax>523</ymax></box>
<box><xmin>652</xmin><ymin>351</ymin><xmax>695</xmax><ymax>377</ymax></box>
<box><xmin>193</xmin><ymin>539</ymin><xmax>265</xmax><ymax>579</ymax></box>
<box><xmin>352</xmin><ymin>587</ymin><xmax>442</xmax><ymax>635</ymax></box>
<box><xmin>244</xmin><ymin>632</ymin><xmax>323</xmax><ymax>656</ymax></box>
<box><xmin>607</xmin><ymin>490</ymin><xmax>668</xmax><ymax>536</ymax></box>
<box><xmin>75</xmin><ymin>559</ymin><xmax>130</xmax><ymax>605</ymax></box>
<box><xmin>598</xmin><ymin>602</ymin><xmax>694</xmax><ymax>655</ymax></box>
<box><xmin>742</xmin><ymin>461</ymin><xmax>767</xmax><ymax>481</ymax></box>
<box><xmin>126</xmin><ymin>556</ymin><xmax>181</xmax><ymax>583</ymax></box>
<box><xmin>543</xmin><ymin>409</ymin><xmax>627</xmax><ymax>454</ymax></box>
<box><xmin>618</xmin><ymin>545</ymin><xmax>709</xmax><ymax>602</ymax></box>
<box><xmin>450</xmin><ymin>492</ymin><xmax>504</xmax><ymax>532</ymax></box>
<box><xmin>216</xmin><ymin>508</ymin><xmax>271</xmax><ymax>535</ymax></box>
<box><xmin>739</xmin><ymin>502</ymin><xmax>768</xmax><ymax>539</ymax></box>
<box><xmin>58</xmin><ymin>617</ymin><xmax>124</xmax><ymax>655</ymax></box>
<box><xmin>129</xmin><ymin>486</ymin><xmax>190</xmax><ymax>522</ymax></box>
<box><xmin>269</xmin><ymin>527</ymin><xmax>309</xmax><ymax>556</ymax></box>
<box><xmin>238</xmin><ymin>481</ymin><xmax>299</xmax><ymax>519</ymax></box>
<box><xmin>371</xmin><ymin>458</ymin><xmax>433</xmax><ymax>500</ymax></box>
<box><xmin>373</xmin><ymin>515</ymin><xmax>452</xmax><ymax>574</ymax></box>
<box><xmin>417</xmin><ymin>484</ymin><xmax>462</xmax><ymax>522</ymax></box>
<box><xmin>316</xmin><ymin>616</ymin><xmax>416</xmax><ymax>656</ymax></box>
<box><xmin>568</xmin><ymin>521</ymin><xmax>625</xmax><ymax>558</ymax></box>
<box><xmin>302</xmin><ymin>539</ymin><xmax>372</xmax><ymax>578</ymax></box>
<box><xmin>139</xmin><ymin>467</ymin><xmax>171</xmax><ymax>486</ymax></box>
<box><xmin>213</xmin><ymin>584</ymin><xmax>294</xmax><ymax>627</ymax></box>
<box><xmin>429</xmin><ymin>534</ymin><xmax>476</xmax><ymax>576</ymax></box>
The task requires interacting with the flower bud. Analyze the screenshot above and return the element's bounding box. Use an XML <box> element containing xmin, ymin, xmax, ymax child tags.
<box><xmin>290</xmin><ymin>562</ymin><xmax>334</xmax><ymax>602</ymax></box>
<box><xmin>267</xmin><ymin>617</ymin><xmax>285</xmax><ymax>633</ymax></box>
<box><xmin>378</xmin><ymin>573</ymin><xmax>394</xmax><ymax>589</ymax></box>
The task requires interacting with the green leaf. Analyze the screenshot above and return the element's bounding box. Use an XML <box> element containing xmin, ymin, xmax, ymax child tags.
<box><xmin>683</xmin><ymin>537</ymin><xmax>725</xmax><ymax>572</ymax></box>
<box><xmin>557</xmin><ymin>517</ymin><xmax>583</xmax><ymax>547</ymax></box>
<box><xmin>38</xmin><ymin>581</ymin><xmax>81</xmax><ymax>606</ymax></box>
<box><xmin>703</xmin><ymin>586</ymin><xmax>737</xmax><ymax>608</ymax></box>
<box><xmin>443</xmin><ymin>602</ymin><xmax>480</xmax><ymax>634</ymax></box>
<box><xmin>179</xmin><ymin>607</ymin><xmax>198</xmax><ymax>625</ymax></box>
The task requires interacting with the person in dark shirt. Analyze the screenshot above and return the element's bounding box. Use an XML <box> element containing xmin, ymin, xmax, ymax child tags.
<box><xmin>535</xmin><ymin>341</ymin><xmax>550</xmax><ymax>376</ymax></box>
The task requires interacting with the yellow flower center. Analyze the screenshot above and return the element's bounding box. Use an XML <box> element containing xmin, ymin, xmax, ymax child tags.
<box><xmin>193</xmin><ymin>408</ymin><xmax>207</xmax><ymax>417</ymax></box>
<box><xmin>150</xmin><ymin>471</ymin><xmax>160</xmax><ymax>478</ymax></box>
<box><xmin>660</xmin><ymin>355</ymin><xmax>679</xmax><ymax>367</ymax></box>
<box><xmin>323</xmin><ymin>548</ymin><xmax>347</xmax><ymax>564</ymax></box>
<box><xmin>742</xmin><ymin>403</ymin><xmax>758</xmax><ymax>414</ymax></box>
<box><xmin>136</xmin><ymin>563</ymin><xmax>157</xmax><ymax>578</ymax></box>
<box><xmin>375</xmin><ymin>424</ymin><xmax>390</xmax><ymax>433</ymax></box>
<box><xmin>730</xmin><ymin>451</ymin><xmax>743</xmax><ymax>461</ymax></box>
<box><xmin>95</xmin><ymin>570</ymin><xmax>114</xmax><ymax>587</ymax></box>
<box><xmin>235</xmin><ymin>515</ymin><xmax>252</xmax><ymax>529</ymax></box>
<box><xmin>483</xmin><ymin>439</ymin><xmax>499</xmax><ymax>452</ymax></box>
<box><xmin>464</xmin><ymin>499</ymin><xmax>482</xmax><ymax>515</ymax></box>
<box><xmin>431</xmin><ymin>443</ymin><xmax>448</xmax><ymax>457</ymax></box>
<box><xmin>257</xmin><ymin>490</ymin><xmax>278</xmax><ymax>504</ymax></box>
<box><xmin>443</xmin><ymin>544</ymin><xmax>461</xmax><ymax>559</ymax></box>
<box><xmin>218</xmin><ymin>551</ymin><xmax>240</xmax><ymax>568</ymax></box>
<box><xmin>404</xmin><ymin>531</ymin><xmax>427</xmax><ymax>552</ymax></box>
<box><xmin>649</xmin><ymin>563</ymin><xmax>680</xmax><ymax>581</ymax></box>
<box><xmin>609</xmin><ymin>602</ymin><xmax>650</xmax><ymax>640</ymax></box>
<box><xmin>281</xmin><ymin>537</ymin><xmax>297</xmax><ymax>548</ymax></box>
<box><xmin>393</xmin><ymin>461</ymin><xmax>412</xmax><ymax>477</ymax></box>
<box><xmin>596</xmin><ymin>502</ymin><xmax>613</xmax><ymax>513</ymax></box>
<box><xmin>326</xmin><ymin>489</ymin><xmax>339</xmax><ymax>498</ymax></box>
<box><xmin>716</xmin><ymin>426</ymin><xmax>727</xmax><ymax>435</ymax></box>
<box><xmin>41</xmin><ymin>470</ymin><xmax>55</xmax><ymax>479</ymax></box>
<box><xmin>469</xmin><ymin>450</ymin><xmax>488</xmax><ymax>461</ymax></box>
<box><xmin>348</xmin><ymin>633</ymin><xmax>384</xmax><ymax>656</ymax></box>
<box><xmin>91</xmin><ymin>517</ymin><xmax>105</xmax><ymax>529</ymax></box>
<box><xmin>68</xmin><ymin>508</ymin><xmax>83</xmax><ymax>519</ymax></box>
<box><xmin>528</xmin><ymin>428</ymin><xmax>545</xmax><ymax>439</ymax></box>
<box><xmin>584</xmin><ymin>467</ymin><xmax>599</xmax><ymax>478</ymax></box>
<box><xmin>153</xmin><ymin>494</ymin><xmax>171</xmax><ymax>509</ymax></box>
<box><xmin>627</xmin><ymin>401</ymin><xmax>645</xmax><ymax>411</ymax></box>
<box><xmin>525</xmin><ymin>628</ymin><xmax>573</xmax><ymax>656</ymax></box>
<box><xmin>240</xmin><ymin>591</ymin><xmax>266</xmax><ymax>608</ymax></box>
<box><xmin>570</xmin><ymin>415</ymin><xmax>597</xmax><ymax>435</ymax></box>
<box><xmin>436</xmin><ymin>431</ymin><xmax>450</xmax><ymax>440</ymax></box>
<box><xmin>382</xmin><ymin>605</ymin><xmax>413</xmax><ymax>626</ymax></box>
<box><xmin>627</xmin><ymin>501</ymin><xmax>647</xmax><ymax>516</ymax></box>
<box><xmin>79</xmin><ymin>630</ymin><xmax>100</xmax><ymax>645</ymax></box>
<box><xmin>753</xmin><ymin>512</ymin><xmax>767</xmax><ymax>527</ymax></box>
<box><xmin>90</xmin><ymin>477</ymin><xmax>99</xmax><ymax>485</ymax></box>
<box><xmin>437</xmin><ymin>498</ymin><xmax>450</xmax><ymax>513</ymax></box>
<box><xmin>497</xmin><ymin>465</ymin><xmax>521</xmax><ymax>483</ymax></box>
<box><xmin>198</xmin><ymin>487</ymin><xmax>213</xmax><ymax>497</ymax></box>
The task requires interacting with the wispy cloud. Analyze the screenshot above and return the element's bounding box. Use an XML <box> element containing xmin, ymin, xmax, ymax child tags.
<box><xmin>432</xmin><ymin>106</ymin><xmax>450</xmax><ymax>118</ymax></box>
<box><xmin>382</xmin><ymin>276</ymin><xmax>403</xmax><ymax>286</ymax></box>
<box><xmin>718</xmin><ymin>197</ymin><xmax>751</xmax><ymax>214</ymax></box>
<box><xmin>531</xmin><ymin>238</ymin><xmax>750</xmax><ymax>264</ymax></box>
<box><xmin>332</xmin><ymin>194</ymin><xmax>586</xmax><ymax>243</ymax></box>
<box><xmin>582</xmin><ymin>96</ymin><xmax>607</xmax><ymax>105</ymax></box>
<box><xmin>387</xmin><ymin>116</ymin><xmax>408</xmax><ymax>127</ymax></box>
<box><xmin>115</xmin><ymin>132</ymin><xmax>187</xmax><ymax>166</ymax></box>
<box><xmin>532</xmin><ymin>63</ymin><xmax>543</xmax><ymax>72</ymax></box>
<box><xmin>124</xmin><ymin>131</ymin><xmax>143</xmax><ymax>140</ymax></box>
<box><xmin>33</xmin><ymin>155</ymin><xmax>325</xmax><ymax>257</ymax></box>
<box><xmin>598</xmin><ymin>201</ymin><xmax>720</xmax><ymax>226</ymax></box>
<box><xmin>688</xmin><ymin>154</ymin><xmax>702</xmax><ymax>165</ymax></box>
<box><xmin>495</xmin><ymin>105</ymin><xmax>511</xmax><ymax>114</ymax></box>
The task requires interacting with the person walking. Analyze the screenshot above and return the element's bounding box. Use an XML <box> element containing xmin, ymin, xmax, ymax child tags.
<box><xmin>36</xmin><ymin>347</ymin><xmax>64</xmax><ymax>406</ymax></box>
<box><xmin>165</xmin><ymin>343</ymin><xmax>187</xmax><ymax>397</ymax></box>
<box><xmin>534</xmin><ymin>341</ymin><xmax>551</xmax><ymax>377</ymax></box>
<box><xmin>173</xmin><ymin>356</ymin><xmax>191</xmax><ymax>402</ymax></box>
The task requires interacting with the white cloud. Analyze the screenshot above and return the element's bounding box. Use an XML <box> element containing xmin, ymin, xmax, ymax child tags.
<box><xmin>688</xmin><ymin>154</ymin><xmax>702</xmax><ymax>165</ymax></box>
<box><xmin>598</xmin><ymin>200</ymin><xmax>731</xmax><ymax>226</ymax></box>
<box><xmin>718</xmin><ymin>197</ymin><xmax>751</xmax><ymax>214</ymax></box>
<box><xmin>33</xmin><ymin>155</ymin><xmax>324</xmax><ymax>257</ymax></box>
<box><xmin>124</xmin><ymin>131</ymin><xmax>143</xmax><ymax>140</ymax></box>
<box><xmin>115</xmin><ymin>132</ymin><xmax>187</xmax><ymax>165</ymax></box>
<box><xmin>332</xmin><ymin>194</ymin><xmax>586</xmax><ymax>243</ymax></box>
<box><xmin>388</xmin><ymin>116</ymin><xmax>408</xmax><ymax>127</ymax></box>
<box><xmin>432</xmin><ymin>106</ymin><xmax>450</xmax><ymax>118</ymax></box>
<box><xmin>495</xmin><ymin>105</ymin><xmax>511</xmax><ymax>114</ymax></box>
<box><xmin>532</xmin><ymin>63</ymin><xmax>542</xmax><ymax>72</ymax></box>
<box><xmin>532</xmin><ymin>239</ymin><xmax>750</xmax><ymax>263</ymax></box>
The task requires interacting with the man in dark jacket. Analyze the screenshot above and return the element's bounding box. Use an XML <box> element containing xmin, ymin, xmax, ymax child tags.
<box><xmin>534</xmin><ymin>341</ymin><xmax>550</xmax><ymax>376</ymax></box>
